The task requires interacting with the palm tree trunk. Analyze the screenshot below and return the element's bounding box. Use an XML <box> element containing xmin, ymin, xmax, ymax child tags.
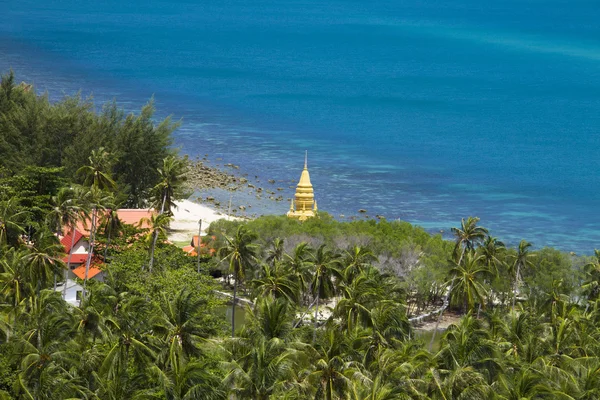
<box><xmin>63</xmin><ymin>225</ymin><xmax>77</xmax><ymax>300</ymax></box>
<box><xmin>512</xmin><ymin>264</ymin><xmax>521</xmax><ymax>310</ymax></box>
<box><xmin>313</xmin><ymin>281</ymin><xmax>320</xmax><ymax>343</ymax></box>
<box><xmin>148</xmin><ymin>190</ymin><xmax>167</xmax><ymax>273</ymax></box>
<box><xmin>231</xmin><ymin>271</ymin><xmax>237</xmax><ymax>338</ymax></box>
<box><xmin>429</xmin><ymin>276</ymin><xmax>455</xmax><ymax>352</ymax></box>
<box><xmin>82</xmin><ymin>207</ymin><xmax>97</xmax><ymax>302</ymax></box>
<box><xmin>104</xmin><ymin>229</ymin><xmax>112</xmax><ymax>262</ymax></box>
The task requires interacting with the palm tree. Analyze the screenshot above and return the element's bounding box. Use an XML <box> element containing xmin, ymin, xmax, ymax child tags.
<box><xmin>76</xmin><ymin>147</ymin><xmax>116</xmax><ymax>192</ymax></box>
<box><xmin>219</xmin><ymin>225</ymin><xmax>258</xmax><ymax>337</ymax></box>
<box><xmin>24</xmin><ymin>228</ymin><xmax>66</xmax><ymax>296</ymax></box>
<box><xmin>140</xmin><ymin>212</ymin><xmax>172</xmax><ymax>273</ymax></box>
<box><xmin>582</xmin><ymin>249</ymin><xmax>600</xmax><ymax>303</ymax></box>
<box><xmin>309</xmin><ymin>244</ymin><xmax>342</xmax><ymax>342</ymax></box>
<box><xmin>151</xmin><ymin>155</ymin><xmax>187</xmax><ymax>216</ymax></box>
<box><xmin>14</xmin><ymin>289</ymin><xmax>77</xmax><ymax>400</ymax></box>
<box><xmin>448</xmin><ymin>252</ymin><xmax>490</xmax><ymax>313</ymax></box>
<box><xmin>265</xmin><ymin>237</ymin><xmax>286</xmax><ymax>267</ymax></box>
<box><xmin>511</xmin><ymin>240</ymin><xmax>534</xmax><ymax>309</ymax></box>
<box><xmin>0</xmin><ymin>247</ymin><xmax>31</xmax><ymax>339</ymax></box>
<box><xmin>334</xmin><ymin>271</ymin><xmax>383</xmax><ymax>332</ymax></box>
<box><xmin>251</xmin><ymin>262</ymin><xmax>300</xmax><ymax>305</ymax></box>
<box><xmin>342</xmin><ymin>245</ymin><xmax>377</xmax><ymax>284</ymax></box>
<box><xmin>477</xmin><ymin>235</ymin><xmax>505</xmax><ymax>313</ymax></box>
<box><xmin>223</xmin><ymin>334</ymin><xmax>297</xmax><ymax>400</ymax></box>
<box><xmin>81</xmin><ymin>187</ymin><xmax>113</xmax><ymax>300</ymax></box>
<box><xmin>478</xmin><ymin>235</ymin><xmax>506</xmax><ymax>274</ymax></box>
<box><xmin>0</xmin><ymin>197</ymin><xmax>29</xmax><ymax>247</ymax></box>
<box><xmin>100</xmin><ymin>208</ymin><xmax>122</xmax><ymax>262</ymax></box>
<box><xmin>46</xmin><ymin>187</ymin><xmax>85</xmax><ymax>291</ymax></box>
<box><xmin>308</xmin><ymin>328</ymin><xmax>361</xmax><ymax>400</ymax></box>
<box><xmin>430</xmin><ymin>217</ymin><xmax>488</xmax><ymax>351</ymax></box>
<box><xmin>284</xmin><ymin>242</ymin><xmax>312</xmax><ymax>305</ymax></box>
<box><xmin>451</xmin><ymin>217</ymin><xmax>488</xmax><ymax>265</ymax></box>
<box><xmin>153</xmin><ymin>288</ymin><xmax>211</xmax><ymax>366</ymax></box>
<box><xmin>100</xmin><ymin>294</ymin><xmax>156</xmax><ymax>397</ymax></box>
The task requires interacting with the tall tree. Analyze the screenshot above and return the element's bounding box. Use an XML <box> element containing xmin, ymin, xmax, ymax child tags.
<box><xmin>511</xmin><ymin>240</ymin><xmax>534</xmax><ymax>309</ymax></box>
<box><xmin>76</xmin><ymin>147</ymin><xmax>116</xmax><ymax>193</ymax></box>
<box><xmin>24</xmin><ymin>228</ymin><xmax>66</xmax><ymax>296</ymax></box>
<box><xmin>451</xmin><ymin>217</ymin><xmax>489</xmax><ymax>265</ymax></box>
<box><xmin>309</xmin><ymin>244</ymin><xmax>341</xmax><ymax>342</ymax></box>
<box><xmin>0</xmin><ymin>197</ymin><xmax>29</xmax><ymax>247</ymax></box>
<box><xmin>430</xmin><ymin>217</ymin><xmax>489</xmax><ymax>351</ymax></box>
<box><xmin>80</xmin><ymin>187</ymin><xmax>113</xmax><ymax>300</ymax></box>
<box><xmin>219</xmin><ymin>226</ymin><xmax>258</xmax><ymax>337</ymax></box>
<box><xmin>448</xmin><ymin>252</ymin><xmax>490</xmax><ymax>313</ymax></box>
<box><xmin>100</xmin><ymin>208</ymin><xmax>122</xmax><ymax>262</ymax></box>
<box><xmin>151</xmin><ymin>155</ymin><xmax>187</xmax><ymax>216</ymax></box>
<box><xmin>46</xmin><ymin>186</ymin><xmax>86</xmax><ymax>292</ymax></box>
<box><xmin>140</xmin><ymin>212</ymin><xmax>172</xmax><ymax>273</ymax></box>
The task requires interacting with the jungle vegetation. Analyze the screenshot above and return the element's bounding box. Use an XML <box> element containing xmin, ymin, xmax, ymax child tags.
<box><xmin>1</xmin><ymin>70</ymin><xmax>600</xmax><ymax>399</ymax></box>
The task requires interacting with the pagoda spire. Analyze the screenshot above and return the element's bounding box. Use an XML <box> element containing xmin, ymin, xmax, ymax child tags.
<box><xmin>287</xmin><ymin>152</ymin><xmax>317</xmax><ymax>221</ymax></box>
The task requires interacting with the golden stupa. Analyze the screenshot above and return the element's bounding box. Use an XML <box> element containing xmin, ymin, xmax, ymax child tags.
<box><xmin>287</xmin><ymin>152</ymin><xmax>318</xmax><ymax>221</ymax></box>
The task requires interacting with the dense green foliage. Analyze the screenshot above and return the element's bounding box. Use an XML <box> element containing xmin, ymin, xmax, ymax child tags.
<box><xmin>0</xmin><ymin>70</ymin><xmax>178</xmax><ymax>208</ymax></box>
<box><xmin>2</xmin><ymin>69</ymin><xmax>600</xmax><ymax>399</ymax></box>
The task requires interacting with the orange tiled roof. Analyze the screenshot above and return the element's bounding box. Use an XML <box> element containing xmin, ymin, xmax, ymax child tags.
<box><xmin>70</xmin><ymin>208</ymin><xmax>156</xmax><ymax>235</ymax></box>
<box><xmin>182</xmin><ymin>245</ymin><xmax>197</xmax><ymax>256</ymax></box>
<box><xmin>72</xmin><ymin>265</ymin><xmax>102</xmax><ymax>280</ymax></box>
<box><xmin>116</xmin><ymin>209</ymin><xmax>155</xmax><ymax>229</ymax></box>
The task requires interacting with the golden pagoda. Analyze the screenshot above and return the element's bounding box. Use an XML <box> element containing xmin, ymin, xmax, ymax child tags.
<box><xmin>287</xmin><ymin>152</ymin><xmax>318</xmax><ymax>221</ymax></box>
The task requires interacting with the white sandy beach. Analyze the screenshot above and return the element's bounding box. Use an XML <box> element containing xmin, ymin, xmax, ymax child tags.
<box><xmin>168</xmin><ymin>199</ymin><xmax>239</xmax><ymax>242</ymax></box>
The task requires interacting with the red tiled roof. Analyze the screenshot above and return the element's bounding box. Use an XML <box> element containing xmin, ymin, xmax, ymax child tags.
<box><xmin>63</xmin><ymin>253</ymin><xmax>88</xmax><ymax>264</ymax></box>
<box><xmin>72</xmin><ymin>265</ymin><xmax>102</xmax><ymax>280</ymax></box>
<box><xmin>60</xmin><ymin>230</ymin><xmax>85</xmax><ymax>253</ymax></box>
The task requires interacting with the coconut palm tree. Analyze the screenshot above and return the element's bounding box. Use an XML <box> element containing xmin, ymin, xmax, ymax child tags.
<box><xmin>342</xmin><ymin>245</ymin><xmax>377</xmax><ymax>284</ymax></box>
<box><xmin>46</xmin><ymin>186</ymin><xmax>87</xmax><ymax>291</ymax></box>
<box><xmin>14</xmin><ymin>289</ymin><xmax>77</xmax><ymax>400</ymax></box>
<box><xmin>251</xmin><ymin>262</ymin><xmax>300</xmax><ymax>305</ymax></box>
<box><xmin>100</xmin><ymin>208</ymin><xmax>122</xmax><ymax>262</ymax></box>
<box><xmin>219</xmin><ymin>225</ymin><xmax>258</xmax><ymax>337</ymax></box>
<box><xmin>151</xmin><ymin>155</ymin><xmax>187</xmax><ymax>216</ymax></box>
<box><xmin>334</xmin><ymin>271</ymin><xmax>383</xmax><ymax>332</ymax></box>
<box><xmin>582</xmin><ymin>249</ymin><xmax>600</xmax><ymax>303</ymax></box>
<box><xmin>451</xmin><ymin>217</ymin><xmax>488</xmax><ymax>265</ymax></box>
<box><xmin>308</xmin><ymin>244</ymin><xmax>342</xmax><ymax>342</ymax></box>
<box><xmin>140</xmin><ymin>212</ymin><xmax>172</xmax><ymax>273</ymax></box>
<box><xmin>24</xmin><ymin>228</ymin><xmax>66</xmax><ymax>296</ymax></box>
<box><xmin>153</xmin><ymin>288</ymin><xmax>211</xmax><ymax>366</ymax></box>
<box><xmin>265</xmin><ymin>237</ymin><xmax>286</xmax><ymax>267</ymax></box>
<box><xmin>81</xmin><ymin>187</ymin><xmax>114</xmax><ymax>300</ymax></box>
<box><xmin>0</xmin><ymin>197</ymin><xmax>29</xmax><ymax>247</ymax></box>
<box><xmin>511</xmin><ymin>240</ymin><xmax>534</xmax><ymax>309</ymax></box>
<box><xmin>100</xmin><ymin>294</ymin><xmax>156</xmax><ymax>397</ymax></box>
<box><xmin>308</xmin><ymin>328</ymin><xmax>362</xmax><ymax>400</ymax></box>
<box><xmin>429</xmin><ymin>217</ymin><xmax>489</xmax><ymax>350</ymax></box>
<box><xmin>223</xmin><ymin>334</ymin><xmax>297</xmax><ymax>400</ymax></box>
<box><xmin>0</xmin><ymin>247</ymin><xmax>31</xmax><ymax>340</ymax></box>
<box><xmin>284</xmin><ymin>242</ymin><xmax>312</xmax><ymax>305</ymax></box>
<box><xmin>448</xmin><ymin>252</ymin><xmax>490</xmax><ymax>313</ymax></box>
<box><xmin>76</xmin><ymin>147</ymin><xmax>116</xmax><ymax>192</ymax></box>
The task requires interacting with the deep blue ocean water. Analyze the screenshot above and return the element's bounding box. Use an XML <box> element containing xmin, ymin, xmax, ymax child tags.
<box><xmin>1</xmin><ymin>0</ymin><xmax>599</xmax><ymax>252</ymax></box>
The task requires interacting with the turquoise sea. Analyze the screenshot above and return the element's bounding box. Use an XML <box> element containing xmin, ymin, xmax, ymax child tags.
<box><xmin>1</xmin><ymin>0</ymin><xmax>599</xmax><ymax>252</ymax></box>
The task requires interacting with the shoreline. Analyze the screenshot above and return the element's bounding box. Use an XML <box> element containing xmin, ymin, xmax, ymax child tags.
<box><xmin>168</xmin><ymin>199</ymin><xmax>241</xmax><ymax>242</ymax></box>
